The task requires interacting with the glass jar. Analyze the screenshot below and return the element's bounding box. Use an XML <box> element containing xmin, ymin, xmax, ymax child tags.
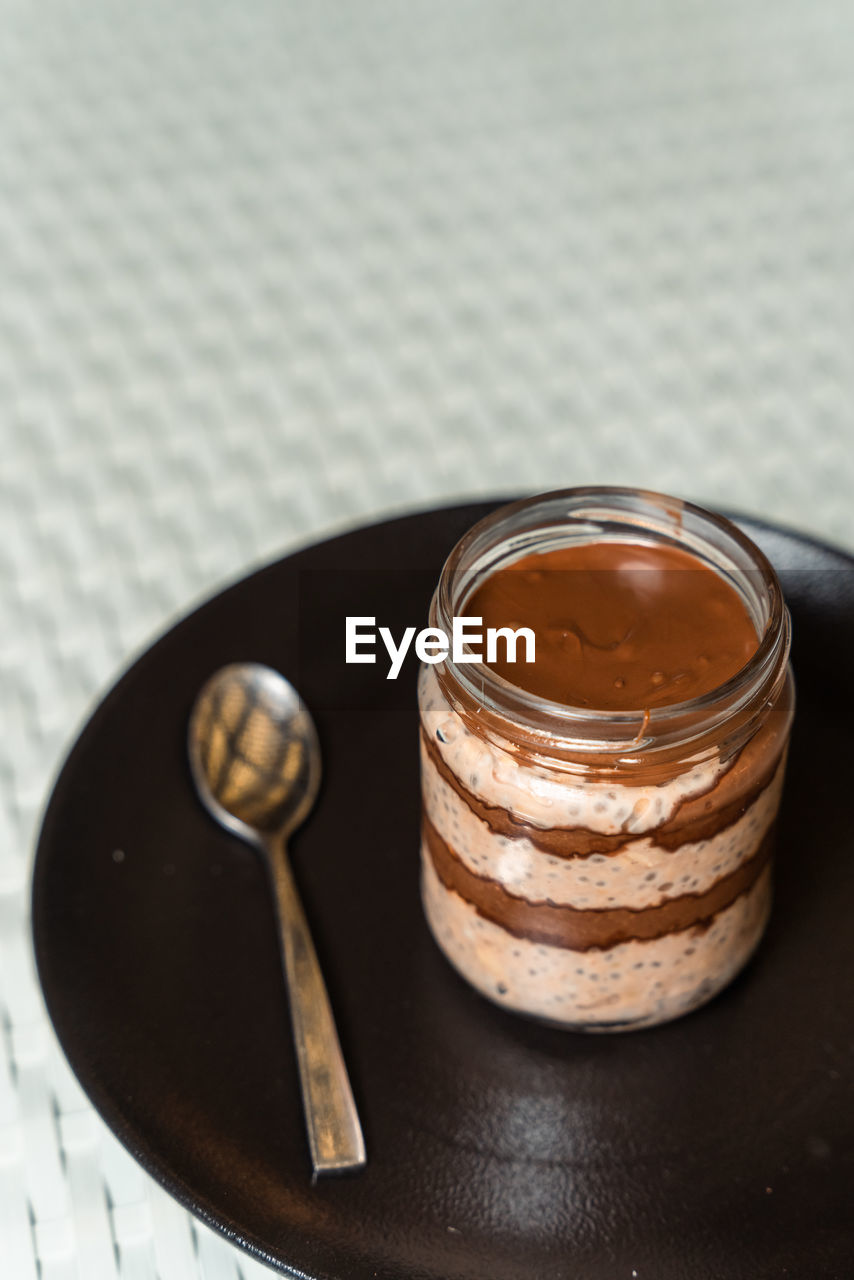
<box><xmin>418</xmin><ymin>487</ymin><xmax>794</xmax><ymax>1031</ymax></box>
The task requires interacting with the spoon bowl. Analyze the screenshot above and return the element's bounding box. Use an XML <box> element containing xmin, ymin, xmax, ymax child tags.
<box><xmin>189</xmin><ymin>663</ymin><xmax>321</xmax><ymax>839</ymax></box>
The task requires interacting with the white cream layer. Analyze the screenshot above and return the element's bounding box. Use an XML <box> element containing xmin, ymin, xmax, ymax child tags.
<box><xmin>419</xmin><ymin>664</ymin><xmax>728</xmax><ymax>836</ymax></box>
<box><xmin>421</xmin><ymin>739</ymin><xmax>785</xmax><ymax>910</ymax></box>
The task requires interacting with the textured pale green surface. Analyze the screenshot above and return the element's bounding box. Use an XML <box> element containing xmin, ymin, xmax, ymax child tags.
<box><xmin>2</xmin><ymin>1</ymin><xmax>854</xmax><ymax>1275</ymax></box>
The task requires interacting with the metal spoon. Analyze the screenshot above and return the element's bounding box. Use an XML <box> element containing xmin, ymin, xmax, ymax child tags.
<box><xmin>188</xmin><ymin>662</ymin><xmax>366</xmax><ymax>1177</ymax></box>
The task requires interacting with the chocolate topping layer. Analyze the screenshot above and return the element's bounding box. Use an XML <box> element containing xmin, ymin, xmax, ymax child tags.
<box><xmin>422</xmin><ymin>815</ymin><xmax>775</xmax><ymax>951</ymax></box>
<box><xmin>465</xmin><ymin>541</ymin><xmax>759</xmax><ymax>711</ymax></box>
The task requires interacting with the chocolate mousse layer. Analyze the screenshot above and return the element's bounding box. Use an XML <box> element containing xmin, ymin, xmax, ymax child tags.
<box><xmin>422</xmin><ymin>814</ymin><xmax>775</xmax><ymax>951</ymax></box>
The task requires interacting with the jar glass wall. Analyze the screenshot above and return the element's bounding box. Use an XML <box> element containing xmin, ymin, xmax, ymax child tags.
<box><xmin>417</xmin><ymin>487</ymin><xmax>794</xmax><ymax>1031</ymax></box>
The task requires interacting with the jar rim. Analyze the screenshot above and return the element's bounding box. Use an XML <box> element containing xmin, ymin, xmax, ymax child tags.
<box><xmin>431</xmin><ymin>486</ymin><xmax>791</xmax><ymax>758</ymax></box>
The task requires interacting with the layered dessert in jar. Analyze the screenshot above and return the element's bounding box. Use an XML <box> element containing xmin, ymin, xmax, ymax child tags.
<box><xmin>418</xmin><ymin>488</ymin><xmax>794</xmax><ymax>1030</ymax></box>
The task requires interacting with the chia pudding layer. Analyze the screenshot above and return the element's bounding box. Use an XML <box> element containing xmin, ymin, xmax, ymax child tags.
<box><xmin>418</xmin><ymin>663</ymin><xmax>790</xmax><ymax>1029</ymax></box>
<box><xmin>417</xmin><ymin>492</ymin><xmax>794</xmax><ymax>1031</ymax></box>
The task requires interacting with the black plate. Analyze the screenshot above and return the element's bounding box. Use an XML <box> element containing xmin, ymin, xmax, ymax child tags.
<box><xmin>32</xmin><ymin>502</ymin><xmax>854</xmax><ymax>1280</ymax></box>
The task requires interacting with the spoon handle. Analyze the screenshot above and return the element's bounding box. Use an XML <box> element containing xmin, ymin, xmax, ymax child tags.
<box><xmin>265</xmin><ymin>834</ymin><xmax>367</xmax><ymax>1177</ymax></box>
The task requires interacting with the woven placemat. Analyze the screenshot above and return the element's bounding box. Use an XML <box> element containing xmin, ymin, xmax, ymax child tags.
<box><xmin>3</xmin><ymin>0</ymin><xmax>853</xmax><ymax>1275</ymax></box>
